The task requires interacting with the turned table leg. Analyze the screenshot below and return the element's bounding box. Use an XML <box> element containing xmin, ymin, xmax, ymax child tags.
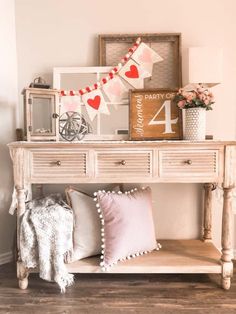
<box><xmin>16</xmin><ymin>188</ymin><xmax>29</xmax><ymax>290</ymax></box>
<box><xmin>203</xmin><ymin>183</ymin><xmax>216</xmax><ymax>242</ymax></box>
<box><xmin>221</xmin><ymin>187</ymin><xmax>234</xmax><ymax>290</ymax></box>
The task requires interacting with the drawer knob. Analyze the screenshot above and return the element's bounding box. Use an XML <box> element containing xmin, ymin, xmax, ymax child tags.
<box><xmin>120</xmin><ymin>160</ymin><xmax>126</xmax><ymax>166</ymax></box>
<box><xmin>184</xmin><ymin>159</ymin><xmax>192</xmax><ymax>165</ymax></box>
<box><xmin>53</xmin><ymin>160</ymin><xmax>61</xmax><ymax>166</ymax></box>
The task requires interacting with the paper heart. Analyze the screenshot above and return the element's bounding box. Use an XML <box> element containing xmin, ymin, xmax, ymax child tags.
<box><xmin>138</xmin><ymin>48</ymin><xmax>152</xmax><ymax>63</ymax></box>
<box><xmin>64</xmin><ymin>103</ymin><xmax>77</xmax><ymax>111</ymax></box>
<box><xmin>87</xmin><ymin>95</ymin><xmax>101</xmax><ymax>110</ymax></box>
<box><xmin>125</xmin><ymin>64</ymin><xmax>139</xmax><ymax>79</ymax></box>
<box><xmin>107</xmin><ymin>81</ymin><xmax>122</xmax><ymax>96</ymax></box>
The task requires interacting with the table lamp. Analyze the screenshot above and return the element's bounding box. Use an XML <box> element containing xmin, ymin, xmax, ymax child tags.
<box><xmin>183</xmin><ymin>47</ymin><xmax>222</xmax><ymax>90</ymax></box>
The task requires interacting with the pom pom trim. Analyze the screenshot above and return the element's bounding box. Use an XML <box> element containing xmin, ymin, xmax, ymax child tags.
<box><xmin>95</xmin><ymin>187</ymin><xmax>162</xmax><ymax>271</ymax></box>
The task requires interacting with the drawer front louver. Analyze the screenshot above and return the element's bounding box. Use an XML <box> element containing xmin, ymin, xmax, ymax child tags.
<box><xmin>96</xmin><ymin>151</ymin><xmax>152</xmax><ymax>177</ymax></box>
<box><xmin>159</xmin><ymin>150</ymin><xmax>218</xmax><ymax>178</ymax></box>
<box><xmin>31</xmin><ymin>150</ymin><xmax>88</xmax><ymax>178</ymax></box>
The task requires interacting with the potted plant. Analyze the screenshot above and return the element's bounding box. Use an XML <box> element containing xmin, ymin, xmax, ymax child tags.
<box><xmin>173</xmin><ymin>84</ymin><xmax>215</xmax><ymax>140</ymax></box>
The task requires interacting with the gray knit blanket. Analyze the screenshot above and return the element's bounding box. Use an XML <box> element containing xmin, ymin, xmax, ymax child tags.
<box><xmin>19</xmin><ymin>194</ymin><xmax>74</xmax><ymax>292</ymax></box>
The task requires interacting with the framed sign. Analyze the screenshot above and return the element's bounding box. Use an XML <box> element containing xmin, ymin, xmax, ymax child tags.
<box><xmin>99</xmin><ymin>33</ymin><xmax>182</xmax><ymax>89</ymax></box>
<box><xmin>129</xmin><ymin>89</ymin><xmax>183</xmax><ymax>140</ymax></box>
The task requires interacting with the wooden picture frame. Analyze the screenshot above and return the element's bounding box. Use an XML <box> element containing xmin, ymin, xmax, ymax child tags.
<box><xmin>99</xmin><ymin>33</ymin><xmax>182</xmax><ymax>89</ymax></box>
<box><xmin>129</xmin><ymin>89</ymin><xmax>183</xmax><ymax>140</ymax></box>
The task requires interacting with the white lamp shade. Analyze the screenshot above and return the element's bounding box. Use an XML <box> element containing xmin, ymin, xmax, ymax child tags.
<box><xmin>183</xmin><ymin>47</ymin><xmax>222</xmax><ymax>87</ymax></box>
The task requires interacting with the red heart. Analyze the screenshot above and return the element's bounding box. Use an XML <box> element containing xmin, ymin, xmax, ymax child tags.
<box><xmin>87</xmin><ymin>95</ymin><xmax>101</xmax><ymax>110</ymax></box>
<box><xmin>125</xmin><ymin>64</ymin><xmax>139</xmax><ymax>79</ymax></box>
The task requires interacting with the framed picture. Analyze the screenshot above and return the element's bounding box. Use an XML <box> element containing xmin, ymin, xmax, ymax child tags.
<box><xmin>99</xmin><ymin>33</ymin><xmax>182</xmax><ymax>89</ymax></box>
<box><xmin>129</xmin><ymin>89</ymin><xmax>183</xmax><ymax>140</ymax></box>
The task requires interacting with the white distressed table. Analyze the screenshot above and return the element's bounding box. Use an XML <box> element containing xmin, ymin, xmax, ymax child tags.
<box><xmin>8</xmin><ymin>140</ymin><xmax>236</xmax><ymax>290</ymax></box>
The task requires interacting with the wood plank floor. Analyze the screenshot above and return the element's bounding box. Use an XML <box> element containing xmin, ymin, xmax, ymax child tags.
<box><xmin>0</xmin><ymin>262</ymin><xmax>235</xmax><ymax>314</ymax></box>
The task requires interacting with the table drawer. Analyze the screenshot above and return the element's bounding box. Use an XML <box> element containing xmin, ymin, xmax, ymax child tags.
<box><xmin>95</xmin><ymin>150</ymin><xmax>152</xmax><ymax>177</ymax></box>
<box><xmin>159</xmin><ymin>150</ymin><xmax>219</xmax><ymax>178</ymax></box>
<box><xmin>31</xmin><ymin>149</ymin><xmax>88</xmax><ymax>178</ymax></box>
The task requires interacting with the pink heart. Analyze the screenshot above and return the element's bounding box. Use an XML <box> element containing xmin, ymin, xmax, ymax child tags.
<box><xmin>64</xmin><ymin>103</ymin><xmax>77</xmax><ymax>111</ymax></box>
<box><xmin>107</xmin><ymin>81</ymin><xmax>122</xmax><ymax>96</ymax></box>
<box><xmin>138</xmin><ymin>48</ymin><xmax>152</xmax><ymax>63</ymax></box>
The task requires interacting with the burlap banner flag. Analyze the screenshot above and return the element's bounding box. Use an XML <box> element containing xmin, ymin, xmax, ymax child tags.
<box><xmin>102</xmin><ymin>76</ymin><xmax>128</xmax><ymax>102</ymax></box>
<box><xmin>131</xmin><ymin>42</ymin><xmax>163</xmax><ymax>74</ymax></box>
<box><xmin>82</xmin><ymin>89</ymin><xmax>109</xmax><ymax>121</ymax></box>
<box><xmin>118</xmin><ymin>59</ymin><xmax>151</xmax><ymax>89</ymax></box>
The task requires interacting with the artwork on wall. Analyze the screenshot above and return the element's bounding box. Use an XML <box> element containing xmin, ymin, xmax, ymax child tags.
<box><xmin>129</xmin><ymin>89</ymin><xmax>183</xmax><ymax>140</ymax></box>
<box><xmin>99</xmin><ymin>33</ymin><xmax>182</xmax><ymax>89</ymax></box>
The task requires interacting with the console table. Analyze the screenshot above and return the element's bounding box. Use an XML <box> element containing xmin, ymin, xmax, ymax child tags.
<box><xmin>8</xmin><ymin>141</ymin><xmax>236</xmax><ymax>290</ymax></box>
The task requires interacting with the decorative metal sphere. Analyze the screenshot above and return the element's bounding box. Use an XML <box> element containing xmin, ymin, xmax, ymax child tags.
<box><xmin>59</xmin><ymin>111</ymin><xmax>92</xmax><ymax>141</ymax></box>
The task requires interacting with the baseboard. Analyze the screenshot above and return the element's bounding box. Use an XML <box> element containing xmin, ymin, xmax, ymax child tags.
<box><xmin>0</xmin><ymin>251</ymin><xmax>13</xmax><ymax>265</ymax></box>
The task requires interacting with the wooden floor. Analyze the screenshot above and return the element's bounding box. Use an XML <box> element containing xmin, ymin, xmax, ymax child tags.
<box><xmin>0</xmin><ymin>262</ymin><xmax>235</xmax><ymax>314</ymax></box>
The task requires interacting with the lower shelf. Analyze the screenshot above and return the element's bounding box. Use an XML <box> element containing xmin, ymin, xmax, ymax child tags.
<box><xmin>66</xmin><ymin>240</ymin><xmax>222</xmax><ymax>274</ymax></box>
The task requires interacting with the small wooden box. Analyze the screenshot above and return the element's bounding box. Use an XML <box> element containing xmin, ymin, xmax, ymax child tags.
<box><xmin>23</xmin><ymin>88</ymin><xmax>60</xmax><ymax>141</ymax></box>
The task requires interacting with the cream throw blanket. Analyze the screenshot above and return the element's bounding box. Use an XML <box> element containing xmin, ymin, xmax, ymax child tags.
<box><xmin>19</xmin><ymin>194</ymin><xmax>74</xmax><ymax>292</ymax></box>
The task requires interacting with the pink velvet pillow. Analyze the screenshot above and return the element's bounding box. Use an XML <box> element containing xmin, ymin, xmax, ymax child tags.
<box><xmin>95</xmin><ymin>187</ymin><xmax>159</xmax><ymax>270</ymax></box>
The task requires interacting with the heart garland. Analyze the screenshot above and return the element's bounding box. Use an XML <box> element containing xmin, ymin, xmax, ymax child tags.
<box><xmin>60</xmin><ymin>38</ymin><xmax>164</xmax><ymax>121</ymax></box>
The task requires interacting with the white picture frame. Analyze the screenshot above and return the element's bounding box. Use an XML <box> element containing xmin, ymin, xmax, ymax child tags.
<box><xmin>53</xmin><ymin>67</ymin><xmax>129</xmax><ymax>141</ymax></box>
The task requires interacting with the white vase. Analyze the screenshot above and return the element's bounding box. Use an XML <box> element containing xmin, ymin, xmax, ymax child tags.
<box><xmin>184</xmin><ymin>107</ymin><xmax>206</xmax><ymax>141</ymax></box>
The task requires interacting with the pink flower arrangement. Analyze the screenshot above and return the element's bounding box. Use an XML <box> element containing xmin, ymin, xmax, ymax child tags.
<box><xmin>173</xmin><ymin>84</ymin><xmax>215</xmax><ymax>110</ymax></box>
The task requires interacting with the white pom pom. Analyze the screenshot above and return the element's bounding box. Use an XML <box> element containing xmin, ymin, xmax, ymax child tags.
<box><xmin>127</xmin><ymin>256</ymin><xmax>131</xmax><ymax>260</ymax></box>
<box><xmin>101</xmin><ymin>249</ymin><xmax>105</xmax><ymax>254</ymax></box>
<box><xmin>136</xmin><ymin>253</ymin><xmax>139</xmax><ymax>256</ymax></box>
<box><xmin>142</xmin><ymin>187</ymin><xmax>145</xmax><ymax>190</ymax></box>
<box><xmin>101</xmin><ymin>255</ymin><xmax>104</xmax><ymax>259</ymax></box>
<box><xmin>101</xmin><ymin>232</ymin><xmax>104</xmax><ymax>237</ymax></box>
<box><xmin>101</xmin><ymin>219</ymin><xmax>104</xmax><ymax>225</ymax></box>
<box><xmin>101</xmin><ymin>238</ymin><xmax>105</xmax><ymax>243</ymax></box>
<box><xmin>101</xmin><ymin>228</ymin><xmax>104</xmax><ymax>232</ymax></box>
<box><xmin>112</xmin><ymin>191</ymin><xmax>115</xmax><ymax>194</ymax></box>
<box><xmin>102</xmin><ymin>267</ymin><xmax>106</xmax><ymax>272</ymax></box>
<box><xmin>97</xmin><ymin>208</ymin><xmax>101</xmax><ymax>213</ymax></box>
<box><xmin>99</xmin><ymin>214</ymin><xmax>103</xmax><ymax>218</ymax></box>
<box><xmin>101</xmin><ymin>244</ymin><xmax>105</xmax><ymax>248</ymax></box>
<box><xmin>118</xmin><ymin>191</ymin><xmax>122</xmax><ymax>194</ymax></box>
<box><xmin>93</xmin><ymin>192</ymin><xmax>97</xmax><ymax>196</ymax></box>
<box><xmin>125</xmin><ymin>191</ymin><xmax>128</xmax><ymax>195</ymax></box>
<box><xmin>144</xmin><ymin>251</ymin><xmax>148</xmax><ymax>254</ymax></box>
<box><xmin>98</xmin><ymin>190</ymin><xmax>101</xmax><ymax>193</ymax></box>
<box><xmin>132</xmin><ymin>254</ymin><xmax>136</xmax><ymax>258</ymax></box>
<box><xmin>140</xmin><ymin>252</ymin><xmax>143</xmax><ymax>255</ymax></box>
<box><xmin>131</xmin><ymin>189</ymin><xmax>134</xmax><ymax>193</ymax></box>
<box><xmin>102</xmin><ymin>190</ymin><xmax>105</xmax><ymax>193</ymax></box>
<box><xmin>134</xmin><ymin>188</ymin><xmax>138</xmax><ymax>191</ymax></box>
<box><xmin>100</xmin><ymin>261</ymin><xmax>104</xmax><ymax>266</ymax></box>
<box><xmin>93</xmin><ymin>197</ymin><xmax>97</xmax><ymax>202</ymax></box>
<box><xmin>96</xmin><ymin>203</ymin><xmax>100</xmax><ymax>208</ymax></box>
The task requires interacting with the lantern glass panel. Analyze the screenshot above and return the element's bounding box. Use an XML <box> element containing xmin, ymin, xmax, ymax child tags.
<box><xmin>31</xmin><ymin>95</ymin><xmax>55</xmax><ymax>135</ymax></box>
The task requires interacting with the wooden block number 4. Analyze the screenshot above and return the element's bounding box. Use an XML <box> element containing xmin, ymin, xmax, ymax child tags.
<box><xmin>148</xmin><ymin>100</ymin><xmax>178</xmax><ymax>134</ymax></box>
